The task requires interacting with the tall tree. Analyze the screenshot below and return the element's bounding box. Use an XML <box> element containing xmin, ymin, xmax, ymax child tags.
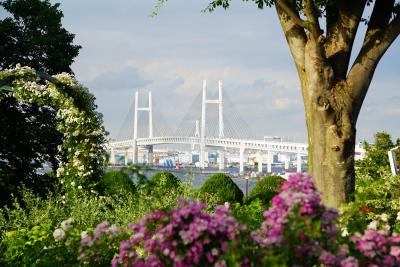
<box><xmin>0</xmin><ymin>95</ymin><xmax>62</xmax><ymax>205</ymax></box>
<box><xmin>156</xmin><ymin>0</ymin><xmax>400</xmax><ymax>207</ymax></box>
<box><xmin>0</xmin><ymin>0</ymin><xmax>81</xmax><ymax>206</ymax></box>
<box><xmin>0</xmin><ymin>0</ymin><xmax>81</xmax><ymax>73</ymax></box>
<box><xmin>356</xmin><ymin>132</ymin><xmax>395</xmax><ymax>178</ymax></box>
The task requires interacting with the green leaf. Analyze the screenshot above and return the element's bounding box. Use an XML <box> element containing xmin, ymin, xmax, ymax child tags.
<box><xmin>0</xmin><ymin>85</ymin><xmax>15</xmax><ymax>92</ymax></box>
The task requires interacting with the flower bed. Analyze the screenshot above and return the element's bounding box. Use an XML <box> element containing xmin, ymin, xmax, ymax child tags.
<box><xmin>3</xmin><ymin>173</ymin><xmax>400</xmax><ymax>266</ymax></box>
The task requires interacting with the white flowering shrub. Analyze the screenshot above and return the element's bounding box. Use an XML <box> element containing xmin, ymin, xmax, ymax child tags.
<box><xmin>0</xmin><ymin>65</ymin><xmax>107</xmax><ymax>190</ymax></box>
<box><xmin>340</xmin><ymin>171</ymin><xmax>400</xmax><ymax>235</ymax></box>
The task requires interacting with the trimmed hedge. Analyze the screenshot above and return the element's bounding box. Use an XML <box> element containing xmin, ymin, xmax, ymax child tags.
<box><xmin>101</xmin><ymin>170</ymin><xmax>136</xmax><ymax>195</ymax></box>
<box><xmin>145</xmin><ymin>171</ymin><xmax>182</xmax><ymax>193</ymax></box>
<box><xmin>248</xmin><ymin>175</ymin><xmax>285</xmax><ymax>206</ymax></box>
<box><xmin>200</xmin><ymin>173</ymin><xmax>243</xmax><ymax>204</ymax></box>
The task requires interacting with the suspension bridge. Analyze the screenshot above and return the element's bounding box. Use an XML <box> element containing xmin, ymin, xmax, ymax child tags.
<box><xmin>106</xmin><ymin>80</ymin><xmax>320</xmax><ymax>175</ymax></box>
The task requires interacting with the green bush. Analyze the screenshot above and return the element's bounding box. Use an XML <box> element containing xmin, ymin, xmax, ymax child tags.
<box><xmin>0</xmin><ymin>172</ymin><xmax>220</xmax><ymax>266</ymax></box>
<box><xmin>340</xmin><ymin>171</ymin><xmax>400</xmax><ymax>235</ymax></box>
<box><xmin>0</xmin><ymin>218</ymin><xmax>129</xmax><ymax>266</ymax></box>
<box><xmin>145</xmin><ymin>171</ymin><xmax>182</xmax><ymax>194</ymax></box>
<box><xmin>232</xmin><ymin>198</ymin><xmax>264</xmax><ymax>230</ymax></box>
<box><xmin>0</xmin><ymin>224</ymin><xmax>81</xmax><ymax>266</ymax></box>
<box><xmin>101</xmin><ymin>170</ymin><xmax>136</xmax><ymax>195</ymax></box>
<box><xmin>248</xmin><ymin>175</ymin><xmax>285</xmax><ymax>206</ymax></box>
<box><xmin>0</xmin><ymin>179</ymin><xmax>208</xmax><ymax>237</ymax></box>
<box><xmin>356</xmin><ymin>131</ymin><xmax>398</xmax><ymax>178</ymax></box>
<box><xmin>199</xmin><ymin>173</ymin><xmax>243</xmax><ymax>204</ymax></box>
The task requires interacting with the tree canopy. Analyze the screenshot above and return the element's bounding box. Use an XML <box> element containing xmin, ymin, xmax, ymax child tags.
<box><xmin>356</xmin><ymin>132</ymin><xmax>399</xmax><ymax>178</ymax></box>
<box><xmin>0</xmin><ymin>0</ymin><xmax>81</xmax><ymax>73</ymax></box>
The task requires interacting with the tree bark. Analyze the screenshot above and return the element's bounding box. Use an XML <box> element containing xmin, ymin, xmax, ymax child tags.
<box><xmin>299</xmin><ymin>35</ymin><xmax>356</xmax><ymax>208</ymax></box>
<box><xmin>304</xmin><ymin>79</ymin><xmax>357</xmax><ymax>208</ymax></box>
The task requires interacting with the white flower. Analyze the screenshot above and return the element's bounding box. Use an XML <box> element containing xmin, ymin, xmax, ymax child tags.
<box><xmin>396</xmin><ymin>212</ymin><xmax>400</xmax><ymax>221</ymax></box>
<box><xmin>78</xmin><ymin>185</ymin><xmax>82</xmax><ymax>190</ymax></box>
<box><xmin>367</xmin><ymin>220</ymin><xmax>378</xmax><ymax>230</ymax></box>
<box><xmin>224</xmin><ymin>202</ymin><xmax>230</xmax><ymax>209</ymax></box>
<box><xmin>383</xmin><ymin>225</ymin><xmax>391</xmax><ymax>233</ymax></box>
<box><xmin>108</xmin><ymin>225</ymin><xmax>120</xmax><ymax>235</ymax></box>
<box><xmin>71</xmin><ymin>181</ymin><xmax>76</xmax><ymax>187</ymax></box>
<box><xmin>53</xmin><ymin>229</ymin><xmax>65</xmax><ymax>241</ymax></box>
<box><xmin>81</xmin><ymin>231</ymin><xmax>88</xmax><ymax>239</ymax></box>
<box><xmin>163</xmin><ymin>248</ymin><xmax>170</xmax><ymax>256</ymax></box>
<box><xmin>61</xmin><ymin>218</ymin><xmax>74</xmax><ymax>231</ymax></box>
<box><xmin>341</xmin><ymin>227</ymin><xmax>349</xmax><ymax>237</ymax></box>
<box><xmin>381</xmin><ymin>213</ymin><xmax>389</xmax><ymax>222</ymax></box>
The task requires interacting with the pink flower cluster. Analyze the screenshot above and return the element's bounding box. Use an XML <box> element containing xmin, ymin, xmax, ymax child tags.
<box><xmin>318</xmin><ymin>245</ymin><xmax>358</xmax><ymax>267</ymax></box>
<box><xmin>351</xmin><ymin>229</ymin><xmax>400</xmax><ymax>266</ymax></box>
<box><xmin>251</xmin><ymin>173</ymin><xmax>355</xmax><ymax>265</ymax></box>
<box><xmin>251</xmin><ymin>173</ymin><xmax>337</xmax><ymax>245</ymax></box>
<box><xmin>79</xmin><ymin>221</ymin><xmax>120</xmax><ymax>263</ymax></box>
<box><xmin>112</xmin><ymin>199</ymin><xmax>241</xmax><ymax>267</ymax></box>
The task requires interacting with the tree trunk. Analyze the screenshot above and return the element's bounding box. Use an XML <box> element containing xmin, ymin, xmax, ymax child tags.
<box><xmin>306</xmin><ymin>95</ymin><xmax>356</xmax><ymax>208</ymax></box>
<box><xmin>301</xmin><ymin>39</ymin><xmax>358</xmax><ymax>208</ymax></box>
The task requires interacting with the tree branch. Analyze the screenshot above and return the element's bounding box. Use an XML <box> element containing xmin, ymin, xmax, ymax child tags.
<box><xmin>275</xmin><ymin>0</ymin><xmax>307</xmax><ymax>28</ymax></box>
<box><xmin>325</xmin><ymin>0</ymin><xmax>366</xmax><ymax>80</ymax></box>
<box><xmin>364</xmin><ymin>0</ymin><xmax>395</xmax><ymax>45</ymax></box>
<box><xmin>303</xmin><ymin>0</ymin><xmax>322</xmax><ymax>42</ymax></box>
<box><xmin>274</xmin><ymin>1</ymin><xmax>307</xmax><ymax>75</ymax></box>
<box><xmin>348</xmin><ymin>13</ymin><xmax>400</xmax><ymax>118</ymax></box>
<box><xmin>300</xmin><ymin>0</ymin><xmax>327</xmax><ymax>61</ymax></box>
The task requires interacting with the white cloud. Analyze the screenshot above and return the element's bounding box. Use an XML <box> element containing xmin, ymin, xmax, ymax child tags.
<box><xmin>383</xmin><ymin>107</ymin><xmax>400</xmax><ymax>115</ymax></box>
<box><xmin>86</xmin><ymin>67</ymin><xmax>152</xmax><ymax>91</ymax></box>
<box><xmin>273</xmin><ymin>98</ymin><xmax>291</xmax><ymax>109</ymax></box>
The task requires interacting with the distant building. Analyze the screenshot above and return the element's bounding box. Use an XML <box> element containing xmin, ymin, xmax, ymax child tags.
<box><xmin>264</xmin><ymin>136</ymin><xmax>282</xmax><ymax>142</ymax></box>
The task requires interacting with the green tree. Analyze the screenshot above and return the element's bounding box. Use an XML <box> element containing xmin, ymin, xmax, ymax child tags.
<box><xmin>0</xmin><ymin>0</ymin><xmax>81</xmax><ymax>206</ymax></box>
<box><xmin>0</xmin><ymin>0</ymin><xmax>81</xmax><ymax>73</ymax></box>
<box><xmin>156</xmin><ymin>0</ymin><xmax>400</xmax><ymax>207</ymax></box>
<box><xmin>0</xmin><ymin>96</ymin><xmax>62</xmax><ymax>206</ymax></box>
<box><xmin>356</xmin><ymin>132</ymin><xmax>397</xmax><ymax>178</ymax></box>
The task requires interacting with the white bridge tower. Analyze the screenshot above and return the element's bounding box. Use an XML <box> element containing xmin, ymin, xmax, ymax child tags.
<box><xmin>200</xmin><ymin>80</ymin><xmax>224</xmax><ymax>169</ymax></box>
<box><xmin>132</xmin><ymin>91</ymin><xmax>153</xmax><ymax>164</ymax></box>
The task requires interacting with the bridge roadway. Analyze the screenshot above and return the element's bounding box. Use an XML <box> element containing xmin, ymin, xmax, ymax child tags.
<box><xmin>107</xmin><ymin>136</ymin><xmax>308</xmax><ymax>174</ymax></box>
<box><xmin>108</xmin><ymin>136</ymin><xmax>308</xmax><ymax>153</ymax></box>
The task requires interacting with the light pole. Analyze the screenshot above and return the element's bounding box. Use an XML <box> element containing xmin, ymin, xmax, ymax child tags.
<box><xmin>245</xmin><ymin>175</ymin><xmax>249</xmax><ymax>197</ymax></box>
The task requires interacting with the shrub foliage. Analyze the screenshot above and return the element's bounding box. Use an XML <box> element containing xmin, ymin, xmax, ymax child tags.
<box><xmin>101</xmin><ymin>170</ymin><xmax>136</xmax><ymax>195</ymax></box>
<box><xmin>146</xmin><ymin>171</ymin><xmax>181</xmax><ymax>192</ymax></box>
<box><xmin>200</xmin><ymin>173</ymin><xmax>243</xmax><ymax>204</ymax></box>
<box><xmin>248</xmin><ymin>175</ymin><xmax>285</xmax><ymax>206</ymax></box>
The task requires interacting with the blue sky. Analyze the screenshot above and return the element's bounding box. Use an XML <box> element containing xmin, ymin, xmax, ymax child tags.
<box><xmin>3</xmin><ymin>0</ymin><xmax>400</xmax><ymax>142</ymax></box>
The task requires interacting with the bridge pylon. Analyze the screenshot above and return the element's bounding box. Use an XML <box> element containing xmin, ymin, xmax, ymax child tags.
<box><xmin>132</xmin><ymin>91</ymin><xmax>153</xmax><ymax>164</ymax></box>
<box><xmin>200</xmin><ymin>80</ymin><xmax>225</xmax><ymax>169</ymax></box>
